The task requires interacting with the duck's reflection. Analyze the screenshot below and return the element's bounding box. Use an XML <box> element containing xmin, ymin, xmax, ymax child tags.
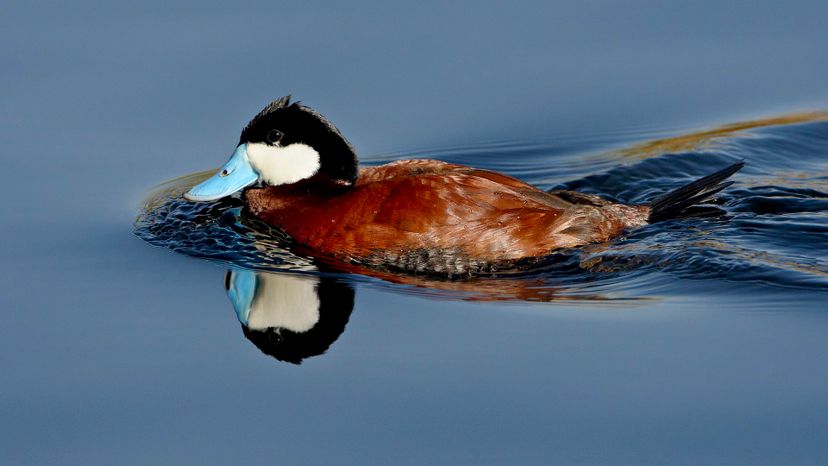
<box><xmin>225</xmin><ymin>269</ymin><xmax>354</xmax><ymax>364</ymax></box>
<box><xmin>224</xmin><ymin>261</ymin><xmax>646</xmax><ymax>364</ymax></box>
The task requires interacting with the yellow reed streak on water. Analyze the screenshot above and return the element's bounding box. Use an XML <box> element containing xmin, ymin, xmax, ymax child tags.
<box><xmin>619</xmin><ymin>112</ymin><xmax>828</xmax><ymax>159</ymax></box>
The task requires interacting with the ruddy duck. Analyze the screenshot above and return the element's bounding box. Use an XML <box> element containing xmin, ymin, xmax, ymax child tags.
<box><xmin>185</xmin><ymin>96</ymin><xmax>743</xmax><ymax>276</ymax></box>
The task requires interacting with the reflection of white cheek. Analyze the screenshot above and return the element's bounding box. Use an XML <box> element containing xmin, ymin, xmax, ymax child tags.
<box><xmin>246</xmin><ymin>274</ymin><xmax>321</xmax><ymax>333</ymax></box>
<box><xmin>247</xmin><ymin>142</ymin><xmax>321</xmax><ymax>185</ymax></box>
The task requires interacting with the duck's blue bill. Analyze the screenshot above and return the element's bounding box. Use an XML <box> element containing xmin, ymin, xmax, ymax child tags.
<box><xmin>185</xmin><ymin>143</ymin><xmax>258</xmax><ymax>201</ymax></box>
<box><xmin>227</xmin><ymin>268</ymin><xmax>258</xmax><ymax>326</ymax></box>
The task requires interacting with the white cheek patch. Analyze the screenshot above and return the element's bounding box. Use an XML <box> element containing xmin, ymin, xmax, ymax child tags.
<box><xmin>246</xmin><ymin>142</ymin><xmax>321</xmax><ymax>186</ymax></box>
<box><xmin>246</xmin><ymin>273</ymin><xmax>321</xmax><ymax>333</ymax></box>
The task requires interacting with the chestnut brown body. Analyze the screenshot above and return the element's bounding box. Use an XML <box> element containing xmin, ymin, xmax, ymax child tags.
<box><xmin>245</xmin><ymin>159</ymin><xmax>650</xmax><ymax>275</ymax></box>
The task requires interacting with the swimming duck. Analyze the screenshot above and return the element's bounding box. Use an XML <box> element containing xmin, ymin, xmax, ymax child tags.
<box><xmin>185</xmin><ymin>96</ymin><xmax>743</xmax><ymax>276</ymax></box>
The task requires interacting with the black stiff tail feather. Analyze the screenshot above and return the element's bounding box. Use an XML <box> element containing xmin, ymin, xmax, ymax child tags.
<box><xmin>648</xmin><ymin>161</ymin><xmax>744</xmax><ymax>222</ymax></box>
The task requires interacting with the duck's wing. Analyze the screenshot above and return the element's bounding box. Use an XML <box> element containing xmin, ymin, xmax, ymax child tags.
<box><xmin>545</xmin><ymin>190</ymin><xmax>612</xmax><ymax>207</ymax></box>
<box><xmin>357</xmin><ymin>159</ymin><xmax>465</xmax><ymax>184</ymax></box>
<box><xmin>360</xmin><ymin>160</ymin><xmax>613</xmax><ymax>207</ymax></box>
<box><xmin>463</xmin><ymin>170</ymin><xmax>618</xmax><ymax>210</ymax></box>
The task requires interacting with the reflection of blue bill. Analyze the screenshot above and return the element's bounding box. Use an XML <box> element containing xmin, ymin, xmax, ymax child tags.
<box><xmin>226</xmin><ymin>268</ymin><xmax>258</xmax><ymax>327</ymax></box>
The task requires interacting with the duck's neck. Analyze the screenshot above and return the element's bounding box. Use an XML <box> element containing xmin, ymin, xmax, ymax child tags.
<box><xmin>244</xmin><ymin>175</ymin><xmax>354</xmax><ymax>215</ymax></box>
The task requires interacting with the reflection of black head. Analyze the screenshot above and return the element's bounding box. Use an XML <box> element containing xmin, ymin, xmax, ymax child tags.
<box><xmin>241</xmin><ymin>277</ymin><xmax>355</xmax><ymax>365</ymax></box>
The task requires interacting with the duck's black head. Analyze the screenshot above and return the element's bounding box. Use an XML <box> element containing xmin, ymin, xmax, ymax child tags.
<box><xmin>185</xmin><ymin>96</ymin><xmax>358</xmax><ymax>202</ymax></box>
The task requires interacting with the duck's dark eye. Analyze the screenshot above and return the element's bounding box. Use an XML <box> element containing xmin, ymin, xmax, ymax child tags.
<box><xmin>266</xmin><ymin>328</ymin><xmax>283</xmax><ymax>345</ymax></box>
<box><xmin>266</xmin><ymin>129</ymin><xmax>283</xmax><ymax>145</ymax></box>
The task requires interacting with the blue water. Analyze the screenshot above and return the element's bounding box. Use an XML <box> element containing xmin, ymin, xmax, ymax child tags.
<box><xmin>3</xmin><ymin>1</ymin><xmax>828</xmax><ymax>464</ymax></box>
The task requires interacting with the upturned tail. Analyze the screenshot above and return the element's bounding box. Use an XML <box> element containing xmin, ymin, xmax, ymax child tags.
<box><xmin>648</xmin><ymin>160</ymin><xmax>744</xmax><ymax>223</ymax></box>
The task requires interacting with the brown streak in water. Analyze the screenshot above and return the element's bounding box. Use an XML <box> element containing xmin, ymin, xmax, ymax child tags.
<box><xmin>618</xmin><ymin>112</ymin><xmax>828</xmax><ymax>159</ymax></box>
<box><xmin>738</xmin><ymin>172</ymin><xmax>828</xmax><ymax>191</ymax></box>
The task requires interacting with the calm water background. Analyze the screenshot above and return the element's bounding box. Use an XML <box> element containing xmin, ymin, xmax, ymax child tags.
<box><xmin>3</xmin><ymin>1</ymin><xmax>828</xmax><ymax>464</ymax></box>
